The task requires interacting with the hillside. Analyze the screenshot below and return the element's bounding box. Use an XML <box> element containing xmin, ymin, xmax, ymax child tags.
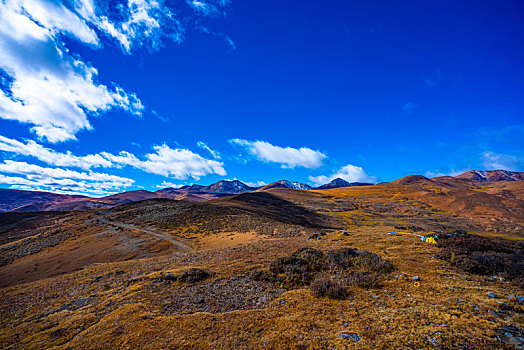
<box><xmin>0</xmin><ymin>173</ymin><xmax>523</xmax><ymax>349</ymax></box>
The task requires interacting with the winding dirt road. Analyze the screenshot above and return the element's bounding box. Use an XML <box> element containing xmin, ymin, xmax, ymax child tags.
<box><xmin>97</xmin><ymin>217</ymin><xmax>192</xmax><ymax>252</ymax></box>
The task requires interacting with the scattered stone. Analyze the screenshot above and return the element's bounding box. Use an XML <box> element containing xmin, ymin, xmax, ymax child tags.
<box><xmin>428</xmin><ymin>337</ymin><xmax>438</xmax><ymax>346</ymax></box>
<box><xmin>508</xmin><ymin>337</ymin><xmax>524</xmax><ymax>347</ymax></box>
<box><xmin>92</xmin><ymin>276</ymin><xmax>102</xmax><ymax>283</ymax></box>
<box><xmin>488</xmin><ymin>292</ymin><xmax>495</xmax><ymax>298</ymax></box>
<box><xmin>337</xmin><ymin>332</ymin><xmax>361</xmax><ymax>341</ymax></box>
<box><xmin>488</xmin><ymin>309</ymin><xmax>500</xmax><ymax>317</ymax></box>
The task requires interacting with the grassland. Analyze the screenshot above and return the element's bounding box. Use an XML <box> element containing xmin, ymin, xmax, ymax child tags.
<box><xmin>0</xmin><ymin>179</ymin><xmax>523</xmax><ymax>349</ymax></box>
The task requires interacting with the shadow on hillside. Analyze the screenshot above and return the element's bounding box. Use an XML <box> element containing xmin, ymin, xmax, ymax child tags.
<box><xmin>219</xmin><ymin>192</ymin><xmax>336</xmax><ymax>229</ymax></box>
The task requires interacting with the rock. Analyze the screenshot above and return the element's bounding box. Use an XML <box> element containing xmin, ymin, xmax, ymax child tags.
<box><xmin>517</xmin><ymin>296</ymin><xmax>524</xmax><ymax>304</ymax></box>
<box><xmin>488</xmin><ymin>309</ymin><xmax>500</xmax><ymax>317</ymax></box>
<box><xmin>337</xmin><ymin>332</ymin><xmax>361</xmax><ymax>341</ymax></box>
<box><xmin>412</xmin><ymin>276</ymin><xmax>420</xmax><ymax>281</ymax></box>
<box><xmin>508</xmin><ymin>337</ymin><xmax>524</xmax><ymax>347</ymax></box>
<box><xmin>92</xmin><ymin>276</ymin><xmax>102</xmax><ymax>283</ymax></box>
<box><xmin>509</xmin><ymin>294</ymin><xmax>517</xmax><ymax>303</ymax></box>
<box><xmin>488</xmin><ymin>292</ymin><xmax>495</xmax><ymax>298</ymax></box>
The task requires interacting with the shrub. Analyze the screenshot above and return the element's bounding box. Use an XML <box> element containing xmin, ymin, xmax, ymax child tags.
<box><xmin>352</xmin><ymin>272</ymin><xmax>383</xmax><ymax>289</ymax></box>
<box><xmin>352</xmin><ymin>251</ymin><xmax>394</xmax><ymax>274</ymax></box>
<box><xmin>177</xmin><ymin>268</ymin><xmax>211</xmax><ymax>283</ymax></box>
<box><xmin>326</xmin><ymin>248</ymin><xmax>359</xmax><ymax>269</ymax></box>
<box><xmin>436</xmin><ymin>233</ymin><xmax>524</xmax><ymax>287</ymax></box>
<box><xmin>310</xmin><ymin>277</ymin><xmax>347</xmax><ymax>299</ymax></box>
<box><xmin>269</xmin><ymin>248</ymin><xmax>325</xmax><ymax>286</ymax></box>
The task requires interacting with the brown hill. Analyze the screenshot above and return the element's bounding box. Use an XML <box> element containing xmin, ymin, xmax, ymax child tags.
<box><xmin>0</xmin><ymin>188</ymin><xmax>89</xmax><ymax>212</ymax></box>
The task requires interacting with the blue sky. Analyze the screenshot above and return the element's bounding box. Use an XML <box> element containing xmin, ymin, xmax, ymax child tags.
<box><xmin>0</xmin><ymin>0</ymin><xmax>523</xmax><ymax>196</ymax></box>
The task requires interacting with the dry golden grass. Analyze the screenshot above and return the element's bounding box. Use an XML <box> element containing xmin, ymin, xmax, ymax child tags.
<box><xmin>1</xmin><ymin>181</ymin><xmax>523</xmax><ymax>349</ymax></box>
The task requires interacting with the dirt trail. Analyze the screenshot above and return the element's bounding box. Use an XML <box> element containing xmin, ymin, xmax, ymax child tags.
<box><xmin>97</xmin><ymin>217</ymin><xmax>192</xmax><ymax>252</ymax></box>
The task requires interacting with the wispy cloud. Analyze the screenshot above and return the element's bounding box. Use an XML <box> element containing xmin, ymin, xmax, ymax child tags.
<box><xmin>197</xmin><ymin>141</ymin><xmax>221</xmax><ymax>159</ymax></box>
<box><xmin>481</xmin><ymin>151</ymin><xmax>524</xmax><ymax>171</ymax></box>
<box><xmin>402</xmin><ymin>102</ymin><xmax>418</xmax><ymax>113</ymax></box>
<box><xmin>198</xmin><ymin>25</ymin><xmax>236</xmax><ymax>50</ymax></box>
<box><xmin>229</xmin><ymin>139</ymin><xmax>327</xmax><ymax>169</ymax></box>
<box><xmin>309</xmin><ymin>164</ymin><xmax>376</xmax><ymax>186</ymax></box>
<box><xmin>424</xmin><ymin>169</ymin><xmax>466</xmax><ymax>178</ymax></box>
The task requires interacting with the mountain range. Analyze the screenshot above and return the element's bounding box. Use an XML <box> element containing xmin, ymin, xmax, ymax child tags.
<box><xmin>0</xmin><ymin>169</ymin><xmax>522</xmax><ymax>212</ymax></box>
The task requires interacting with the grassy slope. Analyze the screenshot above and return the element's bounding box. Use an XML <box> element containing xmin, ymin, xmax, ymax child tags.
<box><xmin>0</xmin><ymin>181</ymin><xmax>523</xmax><ymax>349</ymax></box>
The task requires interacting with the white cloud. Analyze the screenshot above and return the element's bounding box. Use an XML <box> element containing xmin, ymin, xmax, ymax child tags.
<box><xmin>229</xmin><ymin>139</ymin><xmax>327</xmax><ymax>169</ymax></box>
<box><xmin>197</xmin><ymin>141</ymin><xmax>221</xmax><ymax>159</ymax></box>
<box><xmin>136</xmin><ymin>144</ymin><xmax>226</xmax><ymax>180</ymax></box>
<box><xmin>309</xmin><ymin>164</ymin><xmax>376</xmax><ymax>186</ymax></box>
<box><xmin>0</xmin><ymin>160</ymin><xmax>134</xmax><ymax>196</ymax></box>
<box><xmin>481</xmin><ymin>151</ymin><xmax>523</xmax><ymax>171</ymax></box>
<box><xmin>156</xmin><ymin>181</ymin><xmax>183</xmax><ymax>189</ymax></box>
<box><xmin>0</xmin><ymin>135</ymin><xmax>112</xmax><ymax>169</ymax></box>
<box><xmin>0</xmin><ymin>135</ymin><xmax>226</xmax><ymax>180</ymax></box>
<box><xmin>0</xmin><ymin>0</ymin><xmax>229</xmax><ymax>142</ymax></box>
<box><xmin>0</xmin><ymin>0</ymin><xmax>146</xmax><ymax>142</ymax></box>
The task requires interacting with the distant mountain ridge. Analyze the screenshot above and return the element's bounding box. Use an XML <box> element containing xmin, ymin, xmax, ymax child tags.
<box><xmin>2</xmin><ymin>169</ymin><xmax>522</xmax><ymax>212</ymax></box>
<box><xmin>454</xmin><ymin>170</ymin><xmax>524</xmax><ymax>182</ymax></box>
<box><xmin>258</xmin><ymin>180</ymin><xmax>313</xmax><ymax>191</ymax></box>
<box><xmin>315</xmin><ymin>178</ymin><xmax>374</xmax><ymax>189</ymax></box>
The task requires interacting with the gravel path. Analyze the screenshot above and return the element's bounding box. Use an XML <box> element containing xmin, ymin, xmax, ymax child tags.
<box><xmin>97</xmin><ymin>217</ymin><xmax>192</xmax><ymax>252</ymax></box>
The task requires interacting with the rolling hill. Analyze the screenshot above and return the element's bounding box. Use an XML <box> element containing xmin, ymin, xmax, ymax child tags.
<box><xmin>0</xmin><ymin>171</ymin><xmax>523</xmax><ymax>349</ymax></box>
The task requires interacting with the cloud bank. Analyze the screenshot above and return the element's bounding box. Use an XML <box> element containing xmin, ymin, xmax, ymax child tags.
<box><xmin>0</xmin><ymin>135</ymin><xmax>226</xmax><ymax>194</ymax></box>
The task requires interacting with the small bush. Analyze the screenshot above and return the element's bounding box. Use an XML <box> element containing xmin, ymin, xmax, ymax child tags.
<box><xmin>177</xmin><ymin>268</ymin><xmax>211</xmax><ymax>283</ymax></box>
<box><xmin>353</xmin><ymin>251</ymin><xmax>394</xmax><ymax>274</ymax></box>
<box><xmin>352</xmin><ymin>272</ymin><xmax>383</xmax><ymax>289</ymax></box>
<box><xmin>326</xmin><ymin>248</ymin><xmax>359</xmax><ymax>268</ymax></box>
<box><xmin>436</xmin><ymin>233</ymin><xmax>524</xmax><ymax>288</ymax></box>
<box><xmin>310</xmin><ymin>277</ymin><xmax>347</xmax><ymax>299</ymax></box>
<box><xmin>269</xmin><ymin>248</ymin><xmax>325</xmax><ymax>286</ymax></box>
